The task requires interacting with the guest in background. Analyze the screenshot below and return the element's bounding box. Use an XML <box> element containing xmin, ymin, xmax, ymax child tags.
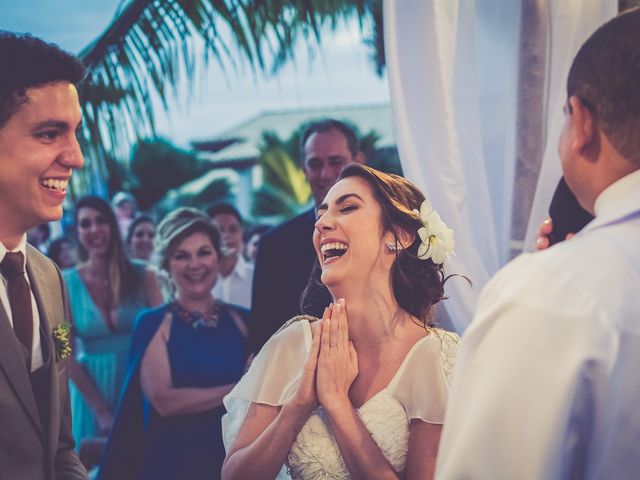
<box><xmin>243</xmin><ymin>224</ymin><xmax>269</xmax><ymax>263</ymax></box>
<box><xmin>99</xmin><ymin>208</ymin><xmax>251</xmax><ymax>480</ymax></box>
<box><xmin>47</xmin><ymin>236</ymin><xmax>78</xmax><ymax>270</ymax></box>
<box><xmin>249</xmin><ymin>119</ymin><xmax>364</xmax><ymax>354</ymax></box>
<box><xmin>207</xmin><ymin>203</ymin><xmax>254</xmax><ymax>309</ymax></box>
<box><xmin>126</xmin><ymin>214</ymin><xmax>156</xmax><ymax>261</ymax></box>
<box><xmin>111</xmin><ymin>191</ymin><xmax>138</xmax><ymax>239</ymax></box>
<box><xmin>64</xmin><ymin>196</ymin><xmax>163</xmax><ymax>456</ymax></box>
<box><xmin>27</xmin><ymin>222</ymin><xmax>50</xmax><ymax>253</ymax></box>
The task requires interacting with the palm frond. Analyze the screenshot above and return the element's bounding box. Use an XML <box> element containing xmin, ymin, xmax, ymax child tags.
<box><xmin>75</xmin><ymin>0</ymin><xmax>381</xmax><ymax>196</ymax></box>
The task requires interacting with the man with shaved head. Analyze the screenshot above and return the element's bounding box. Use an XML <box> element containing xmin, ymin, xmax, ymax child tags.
<box><xmin>437</xmin><ymin>9</ymin><xmax>640</xmax><ymax>479</ymax></box>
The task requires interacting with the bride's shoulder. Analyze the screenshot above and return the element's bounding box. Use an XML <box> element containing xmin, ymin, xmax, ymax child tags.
<box><xmin>428</xmin><ymin>327</ymin><xmax>460</xmax><ymax>349</ymax></box>
<box><xmin>263</xmin><ymin>314</ymin><xmax>320</xmax><ymax>352</ymax></box>
<box><xmin>277</xmin><ymin>314</ymin><xmax>320</xmax><ymax>333</ymax></box>
<box><xmin>405</xmin><ymin>328</ymin><xmax>459</xmax><ymax>383</ymax></box>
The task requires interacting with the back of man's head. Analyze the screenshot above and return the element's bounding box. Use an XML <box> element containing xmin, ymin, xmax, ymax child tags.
<box><xmin>0</xmin><ymin>31</ymin><xmax>85</xmax><ymax>127</ymax></box>
<box><xmin>567</xmin><ymin>8</ymin><xmax>640</xmax><ymax>166</ymax></box>
<box><xmin>299</xmin><ymin>119</ymin><xmax>360</xmax><ymax>162</ymax></box>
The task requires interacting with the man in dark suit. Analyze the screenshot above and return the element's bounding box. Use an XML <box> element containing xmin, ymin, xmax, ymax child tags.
<box><xmin>248</xmin><ymin>119</ymin><xmax>365</xmax><ymax>353</ymax></box>
<box><xmin>0</xmin><ymin>31</ymin><xmax>87</xmax><ymax>479</ymax></box>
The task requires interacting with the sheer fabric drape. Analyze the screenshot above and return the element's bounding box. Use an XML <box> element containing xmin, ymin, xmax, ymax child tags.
<box><xmin>384</xmin><ymin>0</ymin><xmax>616</xmax><ymax>332</ymax></box>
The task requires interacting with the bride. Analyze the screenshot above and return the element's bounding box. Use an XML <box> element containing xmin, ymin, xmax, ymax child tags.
<box><xmin>222</xmin><ymin>164</ymin><xmax>460</xmax><ymax>479</ymax></box>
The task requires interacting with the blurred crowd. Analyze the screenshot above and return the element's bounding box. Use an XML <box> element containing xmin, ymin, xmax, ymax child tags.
<box><xmin>31</xmin><ymin>190</ymin><xmax>269</xmax><ymax>477</ymax></box>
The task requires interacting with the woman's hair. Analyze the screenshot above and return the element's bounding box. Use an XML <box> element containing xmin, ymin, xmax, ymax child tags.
<box><xmin>153</xmin><ymin>207</ymin><xmax>221</xmax><ymax>272</ymax></box>
<box><xmin>126</xmin><ymin>214</ymin><xmax>155</xmax><ymax>246</ymax></box>
<box><xmin>74</xmin><ymin>195</ymin><xmax>141</xmax><ymax>304</ymax></box>
<box><xmin>305</xmin><ymin>164</ymin><xmax>449</xmax><ymax>327</ymax></box>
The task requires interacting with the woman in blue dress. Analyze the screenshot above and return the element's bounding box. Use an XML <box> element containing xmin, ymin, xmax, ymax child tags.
<box><xmin>65</xmin><ymin>196</ymin><xmax>163</xmax><ymax>452</ymax></box>
<box><xmin>98</xmin><ymin>207</ymin><xmax>250</xmax><ymax>480</ymax></box>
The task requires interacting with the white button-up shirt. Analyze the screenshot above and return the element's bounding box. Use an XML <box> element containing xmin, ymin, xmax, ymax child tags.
<box><xmin>437</xmin><ymin>169</ymin><xmax>640</xmax><ymax>479</ymax></box>
<box><xmin>0</xmin><ymin>236</ymin><xmax>44</xmax><ymax>371</ymax></box>
<box><xmin>212</xmin><ymin>255</ymin><xmax>254</xmax><ymax>309</ymax></box>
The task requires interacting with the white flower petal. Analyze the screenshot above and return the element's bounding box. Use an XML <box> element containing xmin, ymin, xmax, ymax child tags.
<box><xmin>420</xmin><ymin>200</ymin><xmax>433</xmax><ymax>221</ymax></box>
<box><xmin>417</xmin><ymin>242</ymin><xmax>431</xmax><ymax>259</ymax></box>
<box><xmin>418</xmin><ymin>227</ymin><xmax>429</xmax><ymax>242</ymax></box>
<box><xmin>431</xmin><ymin>246</ymin><xmax>446</xmax><ymax>265</ymax></box>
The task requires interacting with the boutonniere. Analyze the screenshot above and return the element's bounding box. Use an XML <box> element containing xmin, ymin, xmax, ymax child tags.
<box><xmin>52</xmin><ymin>323</ymin><xmax>72</xmax><ymax>361</ymax></box>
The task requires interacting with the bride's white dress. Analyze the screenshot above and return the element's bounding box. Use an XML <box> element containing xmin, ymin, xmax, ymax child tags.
<box><xmin>223</xmin><ymin>317</ymin><xmax>458</xmax><ymax>479</ymax></box>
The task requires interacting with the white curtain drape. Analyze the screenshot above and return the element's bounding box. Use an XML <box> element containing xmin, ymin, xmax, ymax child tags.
<box><xmin>523</xmin><ymin>1</ymin><xmax>617</xmax><ymax>249</ymax></box>
<box><xmin>384</xmin><ymin>0</ymin><xmax>616</xmax><ymax>333</ymax></box>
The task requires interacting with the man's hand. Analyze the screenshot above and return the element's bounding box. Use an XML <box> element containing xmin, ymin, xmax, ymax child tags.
<box><xmin>536</xmin><ymin>217</ymin><xmax>574</xmax><ymax>250</ymax></box>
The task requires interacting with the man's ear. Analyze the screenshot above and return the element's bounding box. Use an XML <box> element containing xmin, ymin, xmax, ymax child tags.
<box><xmin>568</xmin><ymin>95</ymin><xmax>596</xmax><ymax>157</ymax></box>
<box><xmin>355</xmin><ymin>151</ymin><xmax>365</xmax><ymax>165</ymax></box>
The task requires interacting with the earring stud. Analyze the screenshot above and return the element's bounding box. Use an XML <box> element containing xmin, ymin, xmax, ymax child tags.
<box><xmin>386</xmin><ymin>241</ymin><xmax>403</xmax><ymax>252</ymax></box>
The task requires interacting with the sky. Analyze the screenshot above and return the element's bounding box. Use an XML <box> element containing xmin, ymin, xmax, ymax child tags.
<box><xmin>1</xmin><ymin>0</ymin><xmax>391</xmax><ymax>147</ymax></box>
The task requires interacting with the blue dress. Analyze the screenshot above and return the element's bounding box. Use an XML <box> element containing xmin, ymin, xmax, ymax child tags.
<box><xmin>98</xmin><ymin>302</ymin><xmax>248</xmax><ymax>480</ymax></box>
<box><xmin>64</xmin><ymin>262</ymin><xmax>148</xmax><ymax>447</ymax></box>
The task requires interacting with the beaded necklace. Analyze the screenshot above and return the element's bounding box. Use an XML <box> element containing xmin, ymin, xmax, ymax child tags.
<box><xmin>171</xmin><ymin>300</ymin><xmax>222</xmax><ymax>329</ymax></box>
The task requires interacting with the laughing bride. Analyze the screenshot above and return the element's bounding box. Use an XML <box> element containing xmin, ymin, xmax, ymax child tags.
<box><xmin>222</xmin><ymin>164</ymin><xmax>460</xmax><ymax>480</ymax></box>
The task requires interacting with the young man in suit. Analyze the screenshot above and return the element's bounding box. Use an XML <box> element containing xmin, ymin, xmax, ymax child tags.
<box><xmin>248</xmin><ymin>119</ymin><xmax>365</xmax><ymax>353</ymax></box>
<box><xmin>0</xmin><ymin>31</ymin><xmax>87</xmax><ymax>479</ymax></box>
<box><xmin>437</xmin><ymin>9</ymin><xmax>640</xmax><ymax>479</ymax></box>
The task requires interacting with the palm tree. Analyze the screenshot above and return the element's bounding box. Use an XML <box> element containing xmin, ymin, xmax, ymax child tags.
<box><xmin>252</xmin><ymin>131</ymin><xmax>311</xmax><ymax>220</ymax></box>
<box><xmin>74</xmin><ymin>0</ymin><xmax>385</xmax><ymax>196</ymax></box>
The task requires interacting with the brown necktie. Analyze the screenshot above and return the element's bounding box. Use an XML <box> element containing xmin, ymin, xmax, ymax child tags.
<box><xmin>1</xmin><ymin>252</ymin><xmax>33</xmax><ymax>352</ymax></box>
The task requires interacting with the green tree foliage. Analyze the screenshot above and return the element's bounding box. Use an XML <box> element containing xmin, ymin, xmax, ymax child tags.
<box><xmin>359</xmin><ymin>130</ymin><xmax>403</xmax><ymax>176</ymax></box>
<box><xmin>253</xmin><ymin>131</ymin><xmax>311</xmax><ymax>219</ymax></box>
<box><xmin>129</xmin><ymin>138</ymin><xmax>203</xmax><ymax>210</ymax></box>
<box><xmin>175</xmin><ymin>176</ymin><xmax>233</xmax><ymax>211</ymax></box>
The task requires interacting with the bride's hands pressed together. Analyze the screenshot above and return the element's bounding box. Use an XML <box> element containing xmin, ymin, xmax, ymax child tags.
<box><xmin>317</xmin><ymin>299</ymin><xmax>359</xmax><ymax>413</ymax></box>
<box><xmin>284</xmin><ymin>307</ymin><xmax>331</xmax><ymax>416</ymax></box>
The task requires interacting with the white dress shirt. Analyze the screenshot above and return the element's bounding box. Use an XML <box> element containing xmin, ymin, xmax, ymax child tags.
<box><xmin>0</xmin><ymin>236</ymin><xmax>44</xmax><ymax>371</ymax></box>
<box><xmin>436</xmin><ymin>169</ymin><xmax>640</xmax><ymax>480</ymax></box>
<box><xmin>212</xmin><ymin>255</ymin><xmax>254</xmax><ymax>309</ymax></box>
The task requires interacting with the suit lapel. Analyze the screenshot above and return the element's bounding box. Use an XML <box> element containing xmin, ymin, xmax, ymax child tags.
<box><xmin>25</xmin><ymin>245</ymin><xmax>61</xmax><ymax>453</ymax></box>
<box><xmin>0</xmin><ymin>284</ymin><xmax>43</xmax><ymax>437</ymax></box>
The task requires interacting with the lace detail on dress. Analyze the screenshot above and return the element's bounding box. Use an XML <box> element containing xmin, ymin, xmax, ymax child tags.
<box><xmin>431</xmin><ymin>328</ymin><xmax>459</xmax><ymax>384</ymax></box>
<box><xmin>287</xmin><ymin>391</ymin><xmax>409</xmax><ymax>479</ymax></box>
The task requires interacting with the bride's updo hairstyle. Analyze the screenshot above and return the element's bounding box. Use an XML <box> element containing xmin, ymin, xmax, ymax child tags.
<box><xmin>338</xmin><ymin>164</ymin><xmax>447</xmax><ymax>326</ymax></box>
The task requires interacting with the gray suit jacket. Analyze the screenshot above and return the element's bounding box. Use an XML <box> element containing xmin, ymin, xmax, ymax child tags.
<box><xmin>0</xmin><ymin>244</ymin><xmax>86</xmax><ymax>480</ymax></box>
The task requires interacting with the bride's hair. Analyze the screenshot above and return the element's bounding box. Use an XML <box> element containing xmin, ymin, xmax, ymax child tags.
<box><xmin>338</xmin><ymin>164</ymin><xmax>450</xmax><ymax>326</ymax></box>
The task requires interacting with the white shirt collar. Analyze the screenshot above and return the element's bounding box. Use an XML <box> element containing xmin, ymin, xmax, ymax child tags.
<box><xmin>0</xmin><ymin>235</ymin><xmax>28</xmax><ymax>267</ymax></box>
<box><xmin>585</xmin><ymin>169</ymin><xmax>640</xmax><ymax>233</ymax></box>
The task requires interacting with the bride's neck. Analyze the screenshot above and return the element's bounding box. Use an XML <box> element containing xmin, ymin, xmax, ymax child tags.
<box><xmin>338</xmin><ymin>294</ymin><xmax>402</xmax><ymax>345</ymax></box>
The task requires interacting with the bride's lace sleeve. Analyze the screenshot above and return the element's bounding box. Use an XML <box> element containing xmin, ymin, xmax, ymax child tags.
<box><xmin>222</xmin><ymin>317</ymin><xmax>313</xmax><ymax>451</ymax></box>
<box><xmin>388</xmin><ymin>329</ymin><xmax>460</xmax><ymax>424</ymax></box>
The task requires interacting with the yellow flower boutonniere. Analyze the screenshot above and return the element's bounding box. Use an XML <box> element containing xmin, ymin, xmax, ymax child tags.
<box><xmin>52</xmin><ymin>323</ymin><xmax>72</xmax><ymax>361</ymax></box>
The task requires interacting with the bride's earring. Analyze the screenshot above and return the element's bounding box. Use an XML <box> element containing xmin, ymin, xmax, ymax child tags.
<box><xmin>386</xmin><ymin>241</ymin><xmax>403</xmax><ymax>252</ymax></box>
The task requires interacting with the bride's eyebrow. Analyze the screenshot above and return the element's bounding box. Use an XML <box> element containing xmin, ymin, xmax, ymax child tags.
<box><xmin>318</xmin><ymin>193</ymin><xmax>365</xmax><ymax>212</ymax></box>
<box><xmin>335</xmin><ymin>193</ymin><xmax>364</xmax><ymax>205</ymax></box>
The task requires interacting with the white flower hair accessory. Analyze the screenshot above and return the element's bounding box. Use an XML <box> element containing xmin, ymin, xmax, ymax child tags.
<box><xmin>414</xmin><ymin>200</ymin><xmax>455</xmax><ymax>265</ymax></box>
